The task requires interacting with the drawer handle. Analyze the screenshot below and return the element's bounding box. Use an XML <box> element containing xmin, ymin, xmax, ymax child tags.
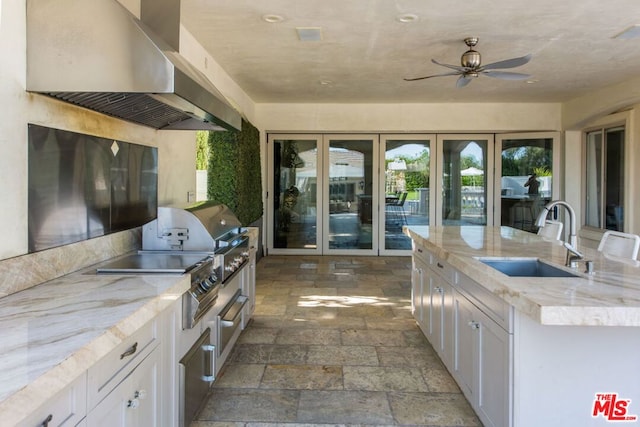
<box><xmin>120</xmin><ymin>342</ymin><xmax>138</xmax><ymax>359</ymax></box>
<box><xmin>468</xmin><ymin>321</ymin><xmax>480</xmax><ymax>330</ymax></box>
<box><xmin>436</xmin><ymin>262</ymin><xmax>444</xmax><ymax>269</ymax></box>
<box><xmin>434</xmin><ymin>287</ymin><xmax>443</xmax><ymax>293</ymax></box>
<box><xmin>203</xmin><ymin>344</ymin><xmax>215</xmax><ymax>382</ymax></box>
<box><xmin>417</xmin><ymin>248</ymin><xmax>423</xmax><ymax>253</ymax></box>
<box><xmin>41</xmin><ymin>414</ymin><xmax>53</xmax><ymax>427</ymax></box>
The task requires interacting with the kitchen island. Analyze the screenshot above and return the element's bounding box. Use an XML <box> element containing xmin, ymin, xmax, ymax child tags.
<box><xmin>405</xmin><ymin>226</ymin><xmax>640</xmax><ymax>427</ymax></box>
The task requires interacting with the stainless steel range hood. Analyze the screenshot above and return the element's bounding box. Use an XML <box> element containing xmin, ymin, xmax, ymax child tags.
<box><xmin>26</xmin><ymin>0</ymin><xmax>241</xmax><ymax>131</ymax></box>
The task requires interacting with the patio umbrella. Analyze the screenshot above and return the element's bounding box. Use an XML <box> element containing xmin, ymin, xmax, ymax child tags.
<box><xmin>461</xmin><ymin>166</ymin><xmax>484</xmax><ymax>186</ymax></box>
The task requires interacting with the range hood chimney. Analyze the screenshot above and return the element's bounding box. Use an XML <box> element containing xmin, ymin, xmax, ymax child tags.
<box><xmin>26</xmin><ymin>0</ymin><xmax>241</xmax><ymax>131</ymax></box>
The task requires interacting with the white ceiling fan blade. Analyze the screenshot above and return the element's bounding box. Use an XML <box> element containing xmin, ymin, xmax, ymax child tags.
<box><xmin>431</xmin><ymin>58</ymin><xmax>468</xmax><ymax>72</ymax></box>
<box><xmin>456</xmin><ymin>75</ymin><xmax>473</xmax><ymax>88</ymax></box>
<box><xmin>481</xmin><ymin>54</ymin><xmax>532</xmax><ymax>70</ymax></box>
<box><xmin>482</xmin><ymin>70</ymin><xmax>532</xmax><ymax>80</ymax></box>
<box><xmin>404</xmin><ymin>71</ymin><xmax>462</xmax><ymax>81</ymax></box>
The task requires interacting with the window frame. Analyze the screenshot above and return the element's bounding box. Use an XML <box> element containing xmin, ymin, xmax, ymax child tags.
<box><xmin>581</xmin><ymin>111</ymin><xmax>630</xmax><ymax>237</ymax></box>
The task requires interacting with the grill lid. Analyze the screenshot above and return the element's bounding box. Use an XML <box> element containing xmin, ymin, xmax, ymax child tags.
<box><xmin>142</xmin><ymin>201</ymin><xmax>245</xmax><ymax>252</ymax></box>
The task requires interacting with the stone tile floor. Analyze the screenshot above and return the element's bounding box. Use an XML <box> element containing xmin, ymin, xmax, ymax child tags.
<box><xmin>192</xmin><ymin>255</ymin><xmax>481</xmax><ymax>427</ymax></box>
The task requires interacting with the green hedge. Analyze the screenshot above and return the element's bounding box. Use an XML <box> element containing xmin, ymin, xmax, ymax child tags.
<box><xmin>207</xmin><ymin>119</ymin><xmax>263</xmax><ymax>225</ymax></box>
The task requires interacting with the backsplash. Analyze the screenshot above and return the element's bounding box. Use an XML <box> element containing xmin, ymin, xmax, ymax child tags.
<box><xmin>0</xmin><ymin>228</ymin><xmax>140</xmax><ymax>298</ymax></box>
<box><xmin>28</xmin><ymin>124</ymin><xmax>157</xmax><ymax>253</ymax></box>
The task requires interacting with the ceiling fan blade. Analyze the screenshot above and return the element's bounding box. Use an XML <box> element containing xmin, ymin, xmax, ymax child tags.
<box><xmin>456</xmin><ymin>75</ymin><xmax>473</xmax><ymax>88</ymax></box>
<box><xmin>403</xmin><ymin>71</ymin><xmax>462</xmax><ymax>81</ymax></box>
<box><xmin>482</xmin><ymin>70</ymin><xmax>532</xmax><ymax>80</ymax></box>
<box><xmin>431</xmin><ymin>58</ymin><xmax>468</xmax><ymax>72</ymax></box>
<box><xmin>481</xmin><ymin>54</ymin><xmax>532</xmax><ymax>70</ymax></box>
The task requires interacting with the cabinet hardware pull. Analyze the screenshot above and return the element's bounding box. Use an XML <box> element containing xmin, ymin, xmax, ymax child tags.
<box><xmin>41</xmin><ymin>414</ymin><xmax>53</xmax><ymax>427</ymax></box>
<box><xmin>203</xmin><ymin>344</ymin><xmax>215</xmax><ymax>383</ymax></box>
<box><xmin>127</xmin><ymin>398</ymin><xmax>140</xmax><ymax>409</ymax></box>
<box><xmin>417</xmin><ymin>248</ymin><xmax>423</xmax><ymax>253</ymax></box>
<box><xmin>120</xmin><ymin>342</ymin><xmax>138</xmax><ymax>359</ymax></box>
<box><xmin>437</xmin><ymin>262</ymin><xmax>444</xmax><ymax>268</ymax></box>
<box><xmin>434</xmin><ymin>287</ymin><xmax>443</xmax><ymax>293</ymax></box>
<box><xmin>468</xmin><ymin>321</ymin><xmax>480</xmax><ymax>330</ymax></box>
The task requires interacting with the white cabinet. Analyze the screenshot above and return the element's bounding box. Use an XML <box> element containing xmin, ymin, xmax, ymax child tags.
<box><xmin>86</xmin><ymin>348</ymin><xmax>159</xmax><ymax>427</ymax></box>
<box><xmin>427</xmin><ymin>260</ymin><xmax>454</xmax><ymax>370</ymax></box>
<box><xmin>411</xmin><ymin>244</ymin><xmax>454</xmax><ymax>370</ymax></box>
<box><xmin>452</xmin><ymin>289</ymin><xmax>512</xmax><ymax>427</ymax></box>
<box><xmin>411</xmin><ymin>245</ymin><xmax>512</xmax><ymax>427</ymax></box>
<box><xmin>242</xmin><ymin>247</ymin><xmax>257</xmax><ymax>329</ymax></box>
<box><xmin>19</xmin><ymin>373</ymin><xmax>87</xmax><ymax>427</ymax></box>
<box><xmin>411</xmin><ymin>254</ymin><xmax>428</xmax><ymax>333</ymax></box>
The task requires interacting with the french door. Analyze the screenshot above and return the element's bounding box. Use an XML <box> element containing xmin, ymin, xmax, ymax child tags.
<box><xmin>494</xmin><ymin>132</ymin><xmax>561</xmax><ymax>232</ymax></box>
<box><xmin>267</xmin><ymin>132</ymin><xmax>557</xmax><ymax>255</ymax></box>
<box><xmin>267</xmin><ymin>134</ymin><xmax>435</xmax><ymax>255</ymax></box>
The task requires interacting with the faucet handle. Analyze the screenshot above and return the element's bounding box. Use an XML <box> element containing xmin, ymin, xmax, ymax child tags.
<box><xmin>563</xmin><ymin>242</ymin><xmax>583</xmax><ymax>258</ymax></box>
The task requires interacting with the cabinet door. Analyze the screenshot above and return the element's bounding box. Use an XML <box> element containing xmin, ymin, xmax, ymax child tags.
<box><xmin>411</xmin><ymin>258</ymin><xmax>428</xmax><ymax>333</ymax></box>
<box><xmin>87</xmin><ymin>349</ymin><xmax>159</xmax><ymax>427</ymax></box>
<box><xmin>127</xmin><ymin>348</ymin><xmax>159</xmax><ymax>427</ymax></box>
<box><xmin>477</xmin><ymin>308</ymin><xmax>512</xmax><ymax>427</ymax></box>
<box><xmin>453</xmin><ymin>290</ymin><xmax>478</xmax><ymax>402</ymax></box>
<box><xmin>427</xmin><ymin>271</ymin><xmax>442</xmax><ymax>349</ymax></box>
<box><xmin>433</xmin><ymin>279</ymin><xmax>455</xmax><ymax>370</ymax></box>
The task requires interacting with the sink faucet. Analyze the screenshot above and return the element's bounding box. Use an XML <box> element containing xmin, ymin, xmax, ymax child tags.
<box><xmin>535</xmin><ymin>200</ymin><xmax>580</xmax><ymax>267</ymax></box>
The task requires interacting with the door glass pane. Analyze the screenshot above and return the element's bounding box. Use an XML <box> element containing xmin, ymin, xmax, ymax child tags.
<box><xmin>384</xmin><ymin>140</ymin><xmax>430</xmax><ymax>250</ymax></box>
<box><xmin>328</xmin><ymin>139</ymin><xmax>373</xmax><ymax>250</ymax></box>
<box><xmin>585</xmin><ymin>131</ymin><xmax>602</xmax><ymax>228</ymax></box>
<box><xmin>500</xmin><ymin>138</ymin><xmax>553</xmax><ymax>232</ymax></box>
<box><xmin>442</xmin><ymin>139</ymin><xmax>487</xmax><ymax>225</ymax></box>
<box><xmin>273</xmin><ymin>139</ymin><xmax>317</xmax><ymax>249</ymax></box>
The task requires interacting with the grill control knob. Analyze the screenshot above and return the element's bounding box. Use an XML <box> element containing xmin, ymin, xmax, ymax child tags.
<box><xmin>199</xmin><ymin>280</ymin><xmax>210</xmax><ymax>291</ymax></box>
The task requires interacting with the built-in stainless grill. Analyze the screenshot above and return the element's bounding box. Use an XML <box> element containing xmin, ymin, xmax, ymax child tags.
<box><xmin>142</xmin><ymin>201</ymin><xmax>250</xmax><ymax>284</ymax></box>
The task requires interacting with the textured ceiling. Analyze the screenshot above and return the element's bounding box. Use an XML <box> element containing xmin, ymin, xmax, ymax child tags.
<box><xmin>181</xmin><ymin>0</ymin><xmax>640</xmax><ymax>103</ymax></box>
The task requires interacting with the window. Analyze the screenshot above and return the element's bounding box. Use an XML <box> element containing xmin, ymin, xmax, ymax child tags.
<box><xmin>585</xmin><ymin>125</ymin><xmax>625</xmax><ymax>231</ymax></box>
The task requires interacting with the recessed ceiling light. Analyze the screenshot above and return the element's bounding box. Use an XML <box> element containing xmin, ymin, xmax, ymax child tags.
<box><xmin>525</xmin><ymin>79</ymin><xmax>539</xmax><ymax>84</ymax></box>
<box><xmin>319</xmin><ymin>80</ymin><xmax>333</xmax><ymax>86</ymax></box>
<box><xmin>262</xmin><ymin>14</ymin><xmax>285</xmax><ymax>23</ymax></box>
<box><xmin>396</xmin><ymin>13</ymin><xmax>419</xmax><ymax>23</ymax></box>
<box><xmin>613</xmin><ymin>24</ymin><xmax>640</xmax><ymax>39</ymax></box>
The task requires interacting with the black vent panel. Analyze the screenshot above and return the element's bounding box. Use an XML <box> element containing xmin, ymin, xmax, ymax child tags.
<box><xmin>48</xmin><ymin>92</ymin><xmax>190</xmax><ymax>130</ymax></box>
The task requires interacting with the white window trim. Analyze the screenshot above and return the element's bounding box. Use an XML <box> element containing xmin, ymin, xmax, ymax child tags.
<box><xmin>579</xmin><ymin>110</ymin><xmax>631</xmax><ymax>247</ymax></box>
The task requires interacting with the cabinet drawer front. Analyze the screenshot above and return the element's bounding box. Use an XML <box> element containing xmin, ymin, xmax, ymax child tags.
<box><xmin>456</xmin><ymin>272</ymin><xmax>512</xmax><ymax>332</ymax></box>
<box><xmin>20</xmin><ymin>373</ymin><xmax>87</xmax><ymax>427</ymax></box>
<box><xmin>87</xmin><ymin>319</ymin><xmax>158</xmax><ymax>410</ymax></box>
<box><xmin>412</xmin><ymin>243</ymin><xmax>432</xmax><ymax>264</ymax></box>
<box><xmin>430</xmin><ymin>257</ymin><xmax>455</xmax><ymax>284</ymax></box>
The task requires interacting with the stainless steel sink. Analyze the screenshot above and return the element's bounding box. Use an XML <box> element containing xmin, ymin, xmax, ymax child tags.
<box><xmin>478</xmin><ymin>258</ymin><xmax>579</xmax><ymax>278</ymax></box>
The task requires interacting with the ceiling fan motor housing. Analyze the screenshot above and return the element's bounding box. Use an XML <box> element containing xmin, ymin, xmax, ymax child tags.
<box><xmin>462</xmin><ymin>49</ymin><xmax>481</xmax><ymax>68</ymax></box>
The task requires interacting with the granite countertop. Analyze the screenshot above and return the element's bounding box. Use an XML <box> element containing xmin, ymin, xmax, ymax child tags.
<box><xmin>0</xmin><ymin>269</ymin><xmax>189</xmax><ymax>425</ymax></box>
<box><xmin>405</xmin><ymin>226</ymin><xmax>640</xmax><ymax>327</ymax></box>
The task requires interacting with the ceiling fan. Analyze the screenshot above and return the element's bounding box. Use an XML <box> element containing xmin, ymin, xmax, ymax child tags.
<box><xmin>404</xmin><ymin>37</ymin><xmax>532</xmax><ymax>88</ymax></box>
